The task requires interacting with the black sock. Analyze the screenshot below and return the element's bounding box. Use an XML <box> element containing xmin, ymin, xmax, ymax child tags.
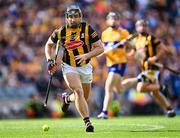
<box><xmin>83</xmin><ymin>117</ymin><xmax>91</xmax><ymax>126</ymax></box>
<box><xmin>166</xmin><ymin>106</ymin><xmax>172</xmax><ymax>111</ymax></box>
<box><xmin>103</xmin><ymin>110</ymin><xmax>108</xmax><ymax>115</ymax></box>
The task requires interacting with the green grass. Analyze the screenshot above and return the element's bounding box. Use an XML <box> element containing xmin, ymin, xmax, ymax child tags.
<box><xmin>0</xmin><ymin>116</ymin><xmax>180</xmax><ymax>138</ymax></box>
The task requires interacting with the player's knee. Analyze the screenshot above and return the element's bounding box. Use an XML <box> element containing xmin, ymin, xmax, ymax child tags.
<box><xmin>84</xmin><ymin>92</ymin><xmax>90</xmax><ymax>100</ymax></box>
<box><xmin>105</xmin><ymin>83</ymin><xmax>114</xmax><ymax>92</ymax></box>
<box><xmin>137</xmin><ymin>86</ymin><xmax>142</xmax><ymax>92</ymax></box>
<box><xmin>136</xmin><ymin>83</ymin><xmax>144</xmax><ymax>92</ymax></box>
<box><xmin>74</xmin><ymin>87</ymin><xmax>84</xmax><ymax>97</ymax></box>
<box><xmin>105</xmin><ymin>87</ymin><xmax>113</xmax><ymax>94</ymax></box>
<box><xmin>84</xmin><ymin>94</ymin><xmax>88</xmax><ymax>101</ymax></box>
<box><xmin>116</xmin><ymin>85</ymin><xmax>125</xmax><ymax>93</ymax></box>
<box><xmin>150</xmin><ymin>90</ymin><xmax>159</xmax><ymax>96</ymax></box>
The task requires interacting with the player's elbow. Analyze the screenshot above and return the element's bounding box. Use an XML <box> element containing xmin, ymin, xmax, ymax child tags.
<box><xmin>99</xmin><ymin>45</ymin><xmax>104</xmax><ymax>54</ymax></box>
<box><xmin>98</xmin><ymin>41</ymin><xmax>104</xmax><ymax>54</ymax></box>
<box><xmin>92</xmin><ymin>40</ymin><xmax>104</xmax><ymax>55</ymax></box>
<box><xmin>96</xmin><ymin>46</ymin><xmax>104</xmax><ymax>56</ymax></box>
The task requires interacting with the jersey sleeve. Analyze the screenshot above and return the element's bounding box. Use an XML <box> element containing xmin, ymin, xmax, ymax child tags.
<box><xmin>50</xmin><ymin>29</ymin><xmax>59</xmax><ymax>43</ymax></box>
<box><xmin>122</xmin><ymin>29</ymin><xmax>130</xmax><ymax>39</ymax></box>
<box><xmin>152</xmin><ymin>35</ymin><xmax>161</xmax><ymax>47</ymax></box>
<box><xmin>88</xmin><ymin>25</ymin><xmax>100</xmax><ymax>43</ymax></box>
<box><xmin>101</xmin><ymin>31</ymin><xmax>105</xmax><ymax>42</ymax></box>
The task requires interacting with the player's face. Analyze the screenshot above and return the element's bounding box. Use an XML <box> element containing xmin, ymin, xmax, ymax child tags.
<box><xmin>106</xmin><ymin>16</ymin><xmax>119</xmax><ymax>28</ymax></box>
<box><xmin>136</xmin><ymin>24</ymin><xmax>148</xmax><ymax>34</ymax></box>
<box><xmin>66</xmin><ymin>13</ymin><xmax>81</xmax><ymax>28</ymax></box>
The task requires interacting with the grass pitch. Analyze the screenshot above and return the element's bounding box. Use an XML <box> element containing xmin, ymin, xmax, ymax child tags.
<box><xmin>0</xmin><ymin>116</ymin><xmax>180</xmax><ymax>138</ymax></box>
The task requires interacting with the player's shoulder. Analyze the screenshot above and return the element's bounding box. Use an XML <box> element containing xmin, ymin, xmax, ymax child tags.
<box><xmin>81</xmin><ymin>21</ymin><xmax>91</xmax><ymax>28</ymax></box>
<box><xmin>147</xmin><ymin>33</ymin><xmax>159</xmax><ymax>41</ymax></box>
<box><xmin>118</xmin><ymin>27</ymin><xmax>129</xmax><ymax>34</ymax></box>
<box><xmin>81</xmin><ymin>21</ymin><xmax>87</xmax><ymax>25</ymax></box>
<box><xmin>81</xmin><ymin>21</ymin><xmax>95</xmax><ymax>32</ymax></box>
<box><xmin>102</xmin><ymin>27</ymin><xmax>111</xmax><ymax>35</ymax></box>
<box><xmin>53</xmin><ymin>26</ymin><xmax>65</xmax><ymax>33</ymax></box>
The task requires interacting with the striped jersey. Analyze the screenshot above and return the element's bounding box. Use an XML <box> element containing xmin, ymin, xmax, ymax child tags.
<box><xmin>51</xmin><ymin>22</ymin><xmax>99</xmax><ymax>67</ymax></box>
<box><xmin>133</xmin><ymin>33</ymin><xmax>161</xmax><ymax>70</ymax></box>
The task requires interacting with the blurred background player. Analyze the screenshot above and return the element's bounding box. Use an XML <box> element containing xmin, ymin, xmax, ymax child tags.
<box><xmin>45</xmin><ymin>5</ymin><xmax>104</xmax><ymax>132</ymax></box>
<box><xmin>122</xmin><ymin>19</ymin><xmax>176</xmax><ymax>117</ymax></box>
<box><xmin>97</xmin><ymin>12</ymin><xmax>130</xmax><ymax>119</ymax></box>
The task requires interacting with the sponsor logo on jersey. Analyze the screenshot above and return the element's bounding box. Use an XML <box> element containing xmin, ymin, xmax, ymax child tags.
<box><xmin>65</xmin><ymin>40</ymin><xmax>84</xmax><ymax>50</ymax></box>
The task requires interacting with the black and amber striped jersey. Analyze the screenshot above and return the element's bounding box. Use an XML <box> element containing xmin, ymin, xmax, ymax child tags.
<box><xmin>50</xmin><ymin>22</ymin><xmax>99</xmax><ymax>67</ymax></box>
<box><xmin>133</xmin><ymin>33</ymin><xmax>161</xmax><ymax>70</ymax></box>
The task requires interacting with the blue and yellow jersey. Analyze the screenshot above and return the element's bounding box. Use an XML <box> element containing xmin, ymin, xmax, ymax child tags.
<box><xmin>50</xmin><ymin>22</ymin><xmax>99</xmax><ymax>67</ymax></box>
<box><xmin>102</xmin><ymin>27</ymin><xmax>129</xmax><ymax>67</ymax></box>
<box><xmin>133</xmin><ymin>33</ymin><xmax>161</xmax><ymax>70</ymax></box>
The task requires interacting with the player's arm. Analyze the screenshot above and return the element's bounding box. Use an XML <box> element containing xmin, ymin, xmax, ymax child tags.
<box><xmin>123</xmin><ymin>32</ymin><xmax>137</xmax><ymax>59</ymax></box>
<box><xmin>45</xmin><ymin>30</ymin><xmax>59</xmax><ymax>73</ymax></box>
<box><xmin>75</xmin><ymin>40</ymin><xmax>104</xmax><ymax>64</ymax></box>
<box><xmin>123</xmin><ymin>31</ymin><xmax>137</xmax><ymax>50</ymax></box>
<box><xmin>155</xmin><ymin>43</ymin><xmax>166</xmax><ymax>60</ymax></box>
<box><xmin>45</xmin><ymin>29</ymin><xmax>59</xmax><ymax>61</ymax></box>
<box><xmin>45</xmin><ymin>38</ymin><xmax>56</xmax><ymax>61</ymax></box>
<box><xmin>148</xmin><ymin>36</ymin><xmax>166</xmax><ymax>64</ymax></box>
<box><xmin>87</xmin><ymin>25</ymin><xmax>104</xmax><ymax>57</ymax></box>
<box><xmin>86</xmin><ymin>39</ymin><xmax>104</xmax><ymax>59</ymax></box>
<box><xmin>75</xmin><ymin>25</ymin><xmax>104</xmax><ymax>64</ymax></box>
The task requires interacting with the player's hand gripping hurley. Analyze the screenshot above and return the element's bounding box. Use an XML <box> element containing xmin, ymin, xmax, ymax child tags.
<box><xmin>44</xmin><ymin>40</ymin><xmax>61</xmax><ymax>107</ymax></box>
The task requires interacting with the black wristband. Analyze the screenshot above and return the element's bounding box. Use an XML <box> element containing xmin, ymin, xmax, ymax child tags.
<box><xmin>47</xmin><ymin>59</ymin><xmax>53</xmax><ymax>62</ymax></box>
<box><xmin>47</xmin><ymin>59</ymin><xmax>55</xmax><ymax>69</ymax></box>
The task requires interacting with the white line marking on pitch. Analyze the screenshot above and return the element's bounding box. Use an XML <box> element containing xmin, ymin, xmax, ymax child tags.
<box><xmin>97</xmin><ymin>123</ymin><xmax>165</xmax><ymax>131</ymax></box>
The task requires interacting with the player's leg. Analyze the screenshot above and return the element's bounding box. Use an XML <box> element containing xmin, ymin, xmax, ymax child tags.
<box><xmin>82</xmin><ymin>83</ymin><xmax>91</xmax><ymax>101</ymax></box>
<box><xmin>60</xmin><ymin>91</ymin><xmax>74</xmax><ymax>113</ymax></box>
<box><xmin>136</xmin><ymin>81</ymin><xmax>160</xmax><ymax>92</ymax></box>
<box><xmin>151</xmin><ymin>90</ymin><xmax>175</xmax><ymax>116</ymax></box>
<box><xmin>61</xmin><ymin>63</ymin><xmax>92</xmax><ymax>110</ymax></box>
<box><xmin>78</xmin><ymin>62</ymin><xmax>93</xmax><ymax>101</ymax></box>
<box><xmin>64</xmin><ymin>72</ymin><xmax>94</xmax><ymax>132</ymax></box>
<box><xmin>113</xmin><ymin>76</ymin><xmax>138</xmax><ymax>92</ymax></box>
<box><xmin>136</xmin><ymin>70</ymin><xmax>161</xmax><ymax>92</ymax></box>
<box><xmin>64</xmin><ymin>79</ymin><xmax>92</xmax><ymax>103</ymax></box>
<box><xmin>77</xmin><ymin>63</ymin><xmax>94</xmax><ymax>131</ymax></box>
<box><xmin>64</xmin><ymin>73</ymin><xmax>88</xmax><ymax>117</ymax></box>
<box><xmin>113</xmin><ymin>63</ymin><xmax>127</xmax><ymax>93</ymax></box>
<box><xmin>97</xmin><ymin>72</ymin><xmax>116</xmax><ymax>119</ymax></box>
<box><xmin>81</xmin><ymin>83</ymin><xmax>93</xmax><ymax>130</ymax></box>
<box><xmin>121</xmin><ymin>77</ymin><xmax>138</xmax><ymax>90</ymax></box>
<box><xmin>61</xmin><ymin>82</ymin><xmax>91</xmax><ymax>112</ymax></box>
<box><xmin>113</xmin><ymin>73</ymin><xmax>124</xmax><ymax>93</ymax></box>
<box><xmin>112</xmin><ymin>63</ymin><xmax>138</xmax><ymax>92</ymax></box>
<box><xmin>136</xmin><ymin>69</ymin><xmax>175</xmax><ymax>117</ymax></box>
<box><xmin>137</xmin><ymin>81</ymin><xmax>176</xmax><ymax>117</ymax></box>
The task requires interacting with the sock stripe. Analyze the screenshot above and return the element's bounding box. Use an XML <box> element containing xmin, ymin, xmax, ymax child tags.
<box><xmin>83</xmin><ymin>117</ymin><xmax>90</xmax><ymax>124</ymax></box>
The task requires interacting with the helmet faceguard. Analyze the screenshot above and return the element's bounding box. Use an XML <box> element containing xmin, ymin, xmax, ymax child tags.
<box><xmin>65</xmin><ymin>5</ymin><xmax>82</xmax><ymax>18</ymax></box>
<box><xmin>135</xmin><ymin>19</ymin><xmax>149</xmax><ymax>35</ymax></box>
<box><xmin>106</xmin><ymin>12</ymin><xmax>120</xmax><ymax>28</ymax></box>
<box><xmin>135</xmin><ymin>19</ymin><xmax>149</xmax><ymax>27</ymax></box>
<box><xmin>106</xmin><ymin>12</ymin><xmax>120</xmax><ymax>20</ymax></box>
